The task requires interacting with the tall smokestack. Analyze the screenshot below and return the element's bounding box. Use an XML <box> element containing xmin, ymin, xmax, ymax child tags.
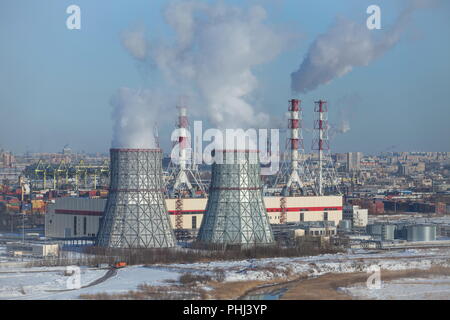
<box><xmin>197</xmin><ymin>149</ymin><xmax>274</xmax><ymax>246</ymax></box>
<box><xmin>313</xmin><ymin>100</ymin><xmax>328</xmax><ymax>196</ymax></box>
<box><xmin>96</xmin><ymin>149</ymin><xmax>176</xmax><ymax>248</ymax></box>
<box><xmin>275</xmin><ymin>99</ymin><xmax>313</xmax><ymax>196</ymax></box>
<box><xmin>311</xmin><ymin>100</ymin><xmax>341</xmax><ymax>196</ymax></box>
<box><xmin>171</xmin><ymin>104</ymin><xmax>190</xmax><ymax>194</ymax></box>
<box><xmin>285</xmin><ymin>99</ymin><xmax>304</xmax><ymax>194</ymax></box>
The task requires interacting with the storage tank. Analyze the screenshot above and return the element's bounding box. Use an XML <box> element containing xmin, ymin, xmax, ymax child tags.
<box><xmin>338</xmin><ymin>220</ymin><xmax>352</xmax><ymax>232</ymax></box>
<box><xmin>383</xmin><ymin>224</ymin><xmax>396</xmax><ymax>241</ymax></box>
<box><xmin>366</xmin><ymin>223</ymin><xmax>395</xmax><ymax>241</ymax></box>
<box><xmin>366</xmin><ymin>224</ymin><xmax>382</xmax><ymax>237</ymax></box>
<box><xmin>393</xmin><ymin>223</ymin><xmax>409</xmax><ymax>240</ymax></box>
<box><xmin>406</xmin><ymin>224</ymin><xmax>436</xmax><ymax>242</ymax></box>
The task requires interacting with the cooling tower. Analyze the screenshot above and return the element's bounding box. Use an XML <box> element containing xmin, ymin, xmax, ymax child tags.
<box><xmin>96</xmin><ymin>149</ymin><xmax>176</xmax><ymax>248</ymax></box>
<box><xmin>197</xmin><ymin>150</ymin><xmax>274</xmax><ymax>246</ymax></box>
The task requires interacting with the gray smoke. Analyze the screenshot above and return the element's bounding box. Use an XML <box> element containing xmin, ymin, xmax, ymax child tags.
<box><xmin>329</xmin><ymin>94</ymin><xmax>362</xmax><ymax>139</ymax></box>
<box><xmin>291</xmin><ymin>0</ymin><xmax>436</xmax><ymax>93</ymax></box>
<box><xmin>121</xmin><ymin>26</ymin><xmax>148</xmax><ymax>61</ymax></box>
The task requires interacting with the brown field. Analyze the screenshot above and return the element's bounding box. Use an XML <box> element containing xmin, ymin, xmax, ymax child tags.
<box><xmin>80</xmin><ymin>266</ymin><xmax>450</xmax><ymax>300</ymax></box>
<box><xmin>280</xmin><ymin>266</ymin><xmax>450</xmax><ymax>300</ymax></box>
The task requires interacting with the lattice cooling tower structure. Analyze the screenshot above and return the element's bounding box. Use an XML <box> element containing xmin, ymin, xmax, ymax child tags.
<box><xmin>96</xmin><ymin>149</ymin><xmax>176</xmax><ymax>248</ymax></box>
<box><xmin>197</xmin><ymin>150</ymin><xmax>274</xmax><ymax>246</ymax></box>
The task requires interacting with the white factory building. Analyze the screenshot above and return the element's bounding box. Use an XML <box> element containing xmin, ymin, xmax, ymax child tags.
<box><xmin>343</xmin><ymin>205</ymin><xmax>368</xmax><ymax>228</ymax></box>
<box><xmin>46</xmin><ymin>198</ymin><xmax>106</xmax><ymax>238</ymax></box>
<box><xmin>45</xmin><ymin>196</ymin><xmax>343</xmax><ymax>239</ymax></box>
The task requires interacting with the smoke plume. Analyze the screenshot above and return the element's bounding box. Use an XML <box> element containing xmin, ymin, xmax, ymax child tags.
<box><xmin>121</xmin><ymin>27</ymin><xmax>148</xmax><ymax>61</ymax></box>
<box><xmin>111</xmin><ymin>88</ymin><xmax>167</xmax><ymax>149</ymax></box>
<box><xmin>328</xmin><ymin>93</ymin><xmax>362</xmax><ymax>140</ymax></box>
<box><xmin>291</xmin><ymin>0</ymin><xmax>435</xmax><ymax>93</ymax></box>
<box><xmin>120</xmin><ymin>1</ymin><xmax>290</xmax><ymax>130</ymax></box>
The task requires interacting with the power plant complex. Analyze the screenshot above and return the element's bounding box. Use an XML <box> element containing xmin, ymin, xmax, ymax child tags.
<box><xmin>45</xmin><ymin>98</ymin><xmax>345</xmax><ymax>248</ymax></box>
<box><xmin>2</xmin><ymin>1</ymin><xmax>449</xmax><ymax>303</ymax></box>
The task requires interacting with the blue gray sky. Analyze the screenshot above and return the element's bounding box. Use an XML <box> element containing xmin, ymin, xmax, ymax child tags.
<box><xmin>0</xmin><ymin>0</ymin><xmax>449</xmax><ymax>154</ymax></box>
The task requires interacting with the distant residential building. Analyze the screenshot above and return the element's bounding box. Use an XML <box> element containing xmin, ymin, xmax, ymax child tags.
<box><xmin>347</xmin><ymin>152</ymin><xmax>362</xmax><ymax>172</ymax></box>
<box><xmin>0</xmin><ymin>150</ymin><xmax>15</xmax><ymax>168</ymax></box>
<box><xmin>398</xmin><ymin>162</ymin><xmax>426</xmax><ymax>176</ymax></box>
<box><xmin>335</xmin><ymin>153</ymin><xmax>347</xmax><ymax>164</ymax></box>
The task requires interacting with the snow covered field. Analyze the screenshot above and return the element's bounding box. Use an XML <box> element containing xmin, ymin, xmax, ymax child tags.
<box><xmin>0</xmin><ymin>247</ymin><xmax>450</xmax><ymax>299</ymax></box>
<box><xmin>341</xmin><ymin>276</ymin><xmax>450</xmax><ymax>300</ymax></box>
<box><xmin>0</xmin><ymin>266</ymin><xmax>181</xmax><ymax>300</ymax></box>
<box><xmin>163</xmin><ymin>248</ymin><xmax>450</xmax><ymax>282</ymax></box>
<box><xmin>0</xmin><ymin>267</ymin><xmax>105</xmax><ymax>299</ymax></box>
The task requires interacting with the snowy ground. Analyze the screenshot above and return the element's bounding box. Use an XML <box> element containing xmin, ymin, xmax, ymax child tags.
<box><xmin>162</xmin><ymin>248</ymin><xmax>450</xmax><ymax>282</ymax></box>
<box><xmin>341</xmin><ymin>276</ymin><xmax>450</xmax><ymax>300</ymax></box>
<box><xmin>0</xmin><ymin>247</ymin><xmax>450</xmax><ymax>299</ymax></box>
<box><xmin>0</xmin><ymin>267</ymin><xmax>105</xmax><ymax>299</ymax></box>
<box><xmin>0</xmin><ymin>266</ymin><xmax>181</xmax><ymax>300</ymax></box>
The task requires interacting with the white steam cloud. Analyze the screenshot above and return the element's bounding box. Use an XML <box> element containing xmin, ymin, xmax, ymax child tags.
<box><xmin>124</xmin><ymin>1</ymin><xmax>289</xmax><ymax>130</ymax></box>
<box><xmin>111</xmin><ymin>88</ymin><xmax>166</xmax><ymax>149</ymax></box>
<box><xmin>121</xmin><ymin>27</ymin><xmax>148</xmax><ymax>61</ymax></box>
<box><xmin>291</xmin><ymin>0</ymin><xmax>435</xmax><ymax>93</ymax></box>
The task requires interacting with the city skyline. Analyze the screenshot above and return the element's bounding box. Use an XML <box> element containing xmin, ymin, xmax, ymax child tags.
<box><xmin>1</xmin><ymin>0</ymin><xmax>449</xmax><ymax>155</ymax></box>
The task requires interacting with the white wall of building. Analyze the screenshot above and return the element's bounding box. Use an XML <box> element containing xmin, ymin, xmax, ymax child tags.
<box><xmin>45</xmin><ymin>196</ymin><xmax>343</xmax><ymax>238</ymax></box>
<box><xmin>343</xmin><ymin>205</ymin><xmax>368</xmax><ymax>228</ymax></box>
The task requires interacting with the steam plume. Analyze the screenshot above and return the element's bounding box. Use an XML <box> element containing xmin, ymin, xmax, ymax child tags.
<box><xmin>121</xmin><ymin>1</ymin><xmax>290</xmax><ymax>130</ymax></box>
<box><xmin>111</xmin><ymin>88</ymin><xmax>166</xmax><ymax>149</ymax></box>
<box><xmin>121</xmin><ymin>27</ymin><xmax>148</xmax><ymax>61</ymax></box>
<box><xmin>291</xmin><ymin>1</ymin><xmax>435</xmax><ymax>93</ymax></box>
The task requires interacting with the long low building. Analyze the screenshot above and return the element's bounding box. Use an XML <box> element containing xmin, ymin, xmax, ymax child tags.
<box><xmin>45</xmin><ymin>196</ymin><xmax>342</xmax><ymax>239</ymax></box>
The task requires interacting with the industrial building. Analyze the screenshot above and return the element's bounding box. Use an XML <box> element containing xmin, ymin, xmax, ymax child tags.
<box><xmin>343</xmin><ymin>205</ymin><xmax>368</xmax><ymax>228</ymax></box>
<box><xmin>5</xmin><ymin>242</ymin><xmax>59</xmax><ymax>258</ymax></box>
<box><xmin>46</xmin><ymin>197</ymin><xmax>106</xmax><ymax>238</ymax></box>
<box><xmin>43</xmin><ymin>98</ymin><xmax>347</xmax><ymax>246</ymax></box>
<box><xmin>45</xmin><ymin>195</ymin><xmax>342</xmax><ymax>239</ymax></box>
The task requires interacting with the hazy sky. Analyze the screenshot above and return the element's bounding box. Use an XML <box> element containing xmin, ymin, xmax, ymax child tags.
<box><xmin>0</xmin><ymin>0</ymin><xmax>449</xmax><ymax>155</ymax></box>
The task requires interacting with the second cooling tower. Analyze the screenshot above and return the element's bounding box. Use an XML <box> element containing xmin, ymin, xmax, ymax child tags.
<box><xmin>96</xmin><ymin>149</ymin><xmax>176</xmax><ymax>248</ymax></box>
<box><xmin>197</xmin><ymin>149</ymin><xmax>274</xmax><ymax>246</ymax></box>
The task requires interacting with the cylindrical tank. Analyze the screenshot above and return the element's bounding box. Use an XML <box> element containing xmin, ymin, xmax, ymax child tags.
<box><xmin>367</xmin><ymin>224</ymin><xmax>382</xmax><ymax>237</ymax></box>
<box><xmin>406</xmin><ymin>225</ymin><xmax>436</xmax><ymax>242</ymax></box>
<box><xmin>394</xmin><ymin>223</ymin><xmax>408</xmax><ymax>240</ymax></box>
<box><xmin>338</xmin><ymin>220</ymin><xmax>352</xmax><ymax>232</ymax></box>
<box><xmin>366</xmin><ymin>223</ymin><xmax>395</xmax><ymax>241</ymax></box>
<box><xmin>383</xmin><ymin>224</ymin><xmax>396</xmax><ymax>241</ymax></box>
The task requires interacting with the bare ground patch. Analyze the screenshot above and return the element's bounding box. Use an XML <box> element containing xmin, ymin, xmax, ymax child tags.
<box><xmin>78</xmin><ymin>263</ymin><xmax>450</xmax><ymax>300</ymax></box>
<box><xmin>281</xmin><ymin>266</ymin><xmax>450</xmax><ymax>300</ymax></box>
